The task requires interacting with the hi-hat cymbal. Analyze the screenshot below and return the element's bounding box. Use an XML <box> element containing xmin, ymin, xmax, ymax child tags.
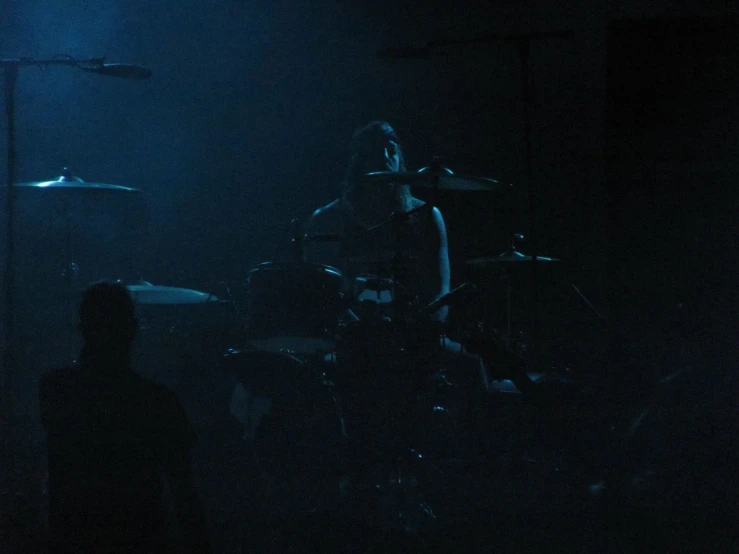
<box><xmin>356</xmin><ymin>165</ymin><xmax>506</xmax><ymax>192</ymax></box>
<box><xmin>466</xmin><ymin>250</ymin><xmax>562</xmax><ymax>269</ymax></box>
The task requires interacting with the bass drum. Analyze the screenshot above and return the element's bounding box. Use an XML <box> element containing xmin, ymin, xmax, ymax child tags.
<box><xmin>221</xmin><ymin>349</ymin><xmax>347</xmax><ymax>516</ymax></box>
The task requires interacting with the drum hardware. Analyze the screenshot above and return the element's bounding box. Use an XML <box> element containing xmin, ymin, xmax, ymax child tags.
<box><xmin>348</xmin><ymin>450</ymin><xmax>440</xmax><ymax>535</ymax></box>
<box><xmin>289</xmin><ymin>218</ymin><xmax>305</xmax><ymax>262</ymax></box>
<box><xmin>332</xmin><ymin>314</ymin><xmax>483</xmax><ymax>533</ymax></box>
<box><xmin>465</xmin><ymin>244</ymin><xmax>604</xmax><ymax>378</ymax></box>
<box><xmin>464</xmin><ymin>227</ymin><xmax>569</xmax><ymax>357</ymax></box>
<box><xmin>423</xmin><ymin>282</ymin><xmax>478</xmax><ymax>316</ymax></box>
<box><xmin>213</xmin><ymin>280</ymin><xmax>241</xmax><ymax>319</ymax></box>
<box><xmin>363</xmin><ymin>200</ymin><xmax>435</xmax><ymax>233</ymax></box>
<box><xmin>387</xmin><ymin>204</ymin><xmax>435</xmax><ymax>318</ymax></box>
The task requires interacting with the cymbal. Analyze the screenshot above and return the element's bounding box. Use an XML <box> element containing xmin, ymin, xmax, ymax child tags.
<box><xmin>466</xmin><ymin>250</ymin><xmax>562</xmax><ymax>269</ymax></box>
<box><xmin>9</xmin><ymin>174</ymin><xmax>139</xmax><ymax>194</ymax></box>
<box><xmin>125</xmin><ymin>285</ymin><xmax>219</xmax><ymax>305</ymax></box>
<box><xmin>356</xmin><ymin>166</ymin><xmax>506</xmax><ymax>192</ymax></box>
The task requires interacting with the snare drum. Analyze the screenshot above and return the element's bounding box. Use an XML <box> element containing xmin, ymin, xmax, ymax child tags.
<box><xmin>244</xmin><ymin>262</ymin><xmax>344</xmax><ymax>354</ymax></box>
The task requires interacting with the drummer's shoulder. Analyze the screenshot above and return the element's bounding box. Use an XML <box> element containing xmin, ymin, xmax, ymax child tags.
<box><xmin>410</xmin><ymin>197</ymin><xmax>445</xmax><ymax>226</ymax></box>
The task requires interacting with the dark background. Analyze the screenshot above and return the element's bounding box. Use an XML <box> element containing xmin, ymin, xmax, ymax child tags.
<box><xmin>0</xmin><ymin>1</ymin><xmax>737</xmax><ymax>549</ymax></box>
<box><xmin>0</xmin><ymin>0</ymin><xmax>601</xmax><ymax>291</ymax></box>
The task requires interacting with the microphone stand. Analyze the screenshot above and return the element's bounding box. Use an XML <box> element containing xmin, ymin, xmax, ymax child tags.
<box><xmin>0</xmin><ymin>56</ymin><xmax>136</xmax><ymax>478</ymax></box>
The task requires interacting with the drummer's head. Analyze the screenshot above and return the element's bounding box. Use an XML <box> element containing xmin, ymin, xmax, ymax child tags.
<box><xmin>342</xmin><ymin>121</ymin><xmax>411</xmax><ymax>209</ymax></box>
<box><xmin>78</xmin><ymin>281</ymin><xmax>137</xmax><ymax>355</ymax></box>
<box><xmin>347</xmin><ymin>121</ymin><xmax>406</xmax><ymax>177</ymax></box>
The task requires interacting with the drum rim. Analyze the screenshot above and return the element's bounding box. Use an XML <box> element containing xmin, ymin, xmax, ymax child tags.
<box><xmin>248</xmin><ymin>261</ymin><xmax>343</xmax><ymax>278</ymax></box>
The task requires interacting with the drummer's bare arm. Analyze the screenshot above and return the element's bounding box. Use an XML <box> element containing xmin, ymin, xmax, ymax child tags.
<box><xmin>430</xmin><ymin>206</ymin><xmax>451</xmax><ymax>323</ymax></box>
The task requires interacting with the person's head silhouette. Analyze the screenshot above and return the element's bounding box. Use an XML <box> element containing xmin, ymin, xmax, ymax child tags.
<box><xmin>78</xmin><ymin>282</ymin><xmax>137</xmax><ymax>360</ymax></box>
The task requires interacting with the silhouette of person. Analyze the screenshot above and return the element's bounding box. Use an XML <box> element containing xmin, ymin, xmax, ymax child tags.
<box><xmin>39</xmin><ymin>282</ymin><xmax>210</xmax><ymax>553</ymax></box>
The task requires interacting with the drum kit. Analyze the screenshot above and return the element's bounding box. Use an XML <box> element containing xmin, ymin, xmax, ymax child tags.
<box><xmin>219</xmin><ymin>166</ymin><xmax>588</xmax><ymax>529</ymax></box>
<box><xmin>5</xmin><ymin>163</ymin><xmax>587</xmax><ymax>530</ymax></box>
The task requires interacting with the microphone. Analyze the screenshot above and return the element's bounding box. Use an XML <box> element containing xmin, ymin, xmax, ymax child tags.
<box><xmin>80</xmin><ymin>63</ymin><xmax>152</xmax><ymax>80</ymax></box>
<box><xmin>425</xmin><ymin>282</ymin><xmax>477</xmax><ymax>314</ymax></box>
<box><xmin>290</xmin><ymin>218</ymin><xmax>305</xmax><ymax>262</ymax></box>
<box><xmin>376</xmin><ymin>46</ymin><xmax>441</xmax><ymax>59</ymax></box>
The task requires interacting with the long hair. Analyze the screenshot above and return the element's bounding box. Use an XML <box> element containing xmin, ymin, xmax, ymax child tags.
<box><xmin>341</xmin><ymin>121</ymin><xmax>413</xmax><ymax>212</ymax></box>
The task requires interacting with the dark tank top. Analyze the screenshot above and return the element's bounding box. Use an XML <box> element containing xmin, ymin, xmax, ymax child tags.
<box><xmin>306</xmin><ymin>199</ymin><xmax>441</xmax><ymax>308</ymax></box>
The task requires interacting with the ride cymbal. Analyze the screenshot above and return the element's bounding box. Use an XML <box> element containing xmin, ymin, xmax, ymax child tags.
<box><xmin>356</xmin><ymin>165</ymin><xmax>507</xmax><ymax>192</ymax></box>
<box><xmin>466</xmin><ymin>250</ymin><xmax>562</xmax><ymax>269</ymax></box>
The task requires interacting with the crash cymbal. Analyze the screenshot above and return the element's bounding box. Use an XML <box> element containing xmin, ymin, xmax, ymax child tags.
<box><xmin>8</xmin><ymin>169</ymin><xmax>140</xmax><ymax>194</ymax></box>
<box><xmin>466</xmin><ymin>250</ymin><xmax>562</xmax><ymax>268</ymax></box>
<box><xmin>11</xmin><ymin>179</ymin><xmax>139</xmax><ymax>194</ymax></box>
<box><xmin>125</xmin><ymin>284</ymin><xmax>219</xmax><ymax>305</ymax></box>
<box><xmin>356</xmin><ymin>165</ymin><xmax>506</xmax><ymax>192</ymax></box>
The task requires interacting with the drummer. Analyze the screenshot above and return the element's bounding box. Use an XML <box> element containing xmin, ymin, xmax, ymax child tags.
<box><xmin>305</xmin><ymin>121</ymin><xmax>450</xmax><ymax>321</ymax></box>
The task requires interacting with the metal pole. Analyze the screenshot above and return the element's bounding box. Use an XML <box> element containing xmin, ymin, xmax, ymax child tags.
<box><xmin>516</xmin><ymin>39</ymin><xmax>540</xmax><ymax>355</ymax></box>
<box><xmin>0</xmin><ymin>56</ymin><xmax>133</xmax><ymax>472</ymax></box>
<box><xmin>2</xmin><ymin>63</ymin><xmax>18</xmax><ymax>475</ymax></box>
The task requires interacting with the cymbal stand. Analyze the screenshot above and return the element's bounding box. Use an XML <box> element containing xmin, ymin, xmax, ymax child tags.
<box><xmin>515</xmin><ymin>37</ymin><xmax>540</xmax><ymax>354</ymax></box>
<box><xmin>60</xmin><ymin>188</ymin><xmax>81</xmax><ymax>362</ymax></box>
<box><xmin>498</xmin><ymin>231</ymin><xmax>526</xmax><ymax>350</ymax></box>
<box><xmin>504</xmin><ymin>269</ymin><xmax>513</xmax><ymax>351</ymax></box>
<box><xmin>364</xmin><ymin>183</ymin><xmax>438</xmax><ymax>321</ymax></box>
<box><xmin>388</xmin><ymin>210</ymin><xmax>412</xmax><ymax>321</ymax></box>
